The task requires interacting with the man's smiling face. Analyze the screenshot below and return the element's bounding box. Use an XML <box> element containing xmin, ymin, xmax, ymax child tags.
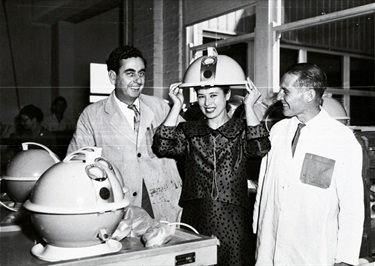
<box><xmin>277</xmin><ymin>73</ymin><xmax>308</xmax><ymax>118</ymax></box>
<box><xmin>112</xmin><ymin>57</ymin><xmax>146</xmax><ymax>104</ymax></box>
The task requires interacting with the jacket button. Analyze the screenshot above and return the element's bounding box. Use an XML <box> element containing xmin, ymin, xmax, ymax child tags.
<box><xmin>133</xmin><ymin>192</ymin><xmax>137</xmax><ymax>196</ymax></box>
<box><xmin>137</xmin><ymin>153</ymin><xmax>141</xmax><ymax>157</ymax></box>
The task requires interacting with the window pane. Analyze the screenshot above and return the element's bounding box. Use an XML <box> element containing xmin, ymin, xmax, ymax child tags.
<box><xmin>307</xmin><ymin>52</ymin><xmax>342</xmax><ymax>87</ymax></box>
<box><xmin>350</xmin><ymin>58</ymin><xmax>375</xmax><ymax>90</ymax></box>
<box><xmin>280</xmin><ymin>48</ymin><xmax>298</xmax><ymax>77</ymax></box>
<box><xmin>90</xmin><ymin>63</ymin><xmax>113</xmax><ymax>94</ymax></box>
<box><xmin>350</xmin><ymin>96</ymin><xmax>375</xmax><ymax>126</ymax></box>
<box><xmin>350</xmin><ymin>57</ymin><xmax>375</xmax><ymax>126</ymax></box>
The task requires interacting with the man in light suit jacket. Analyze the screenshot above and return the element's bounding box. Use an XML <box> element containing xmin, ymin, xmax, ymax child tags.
<box><xmin>68</xmin><ymin>45</ymin><xmax>182</xmax><ymax>222</ymax></box>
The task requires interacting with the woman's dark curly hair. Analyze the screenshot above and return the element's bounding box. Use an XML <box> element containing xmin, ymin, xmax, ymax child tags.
<box><xmin>19</xmin><ymin>104</ymin><xmax>44</xmax><ymax>122</ymax></box>
<box><xmin>106</xmin><ymin>45</ymin><xmax>147</xmax><ymax>74</ymax></box>
<box><xmin>194</xmin><ymin>86</ymin><xmax>230</xmax><ymax>95</ymax></box>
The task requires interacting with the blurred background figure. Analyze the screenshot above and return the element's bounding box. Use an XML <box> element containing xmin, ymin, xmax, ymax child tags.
<box><xmin>5</xmin><ymin>104</ymin><xmax>58</xmax><ymax>163</ymax></box>
<box><xmin>44</xmin><ymin>96</ymin><xmax>75</xmax><ymax>159</ymax></box>
<box><xmin>44</xmin><ymin>96</ymin><xmax>74</xmax><ymax>132</ymax></box>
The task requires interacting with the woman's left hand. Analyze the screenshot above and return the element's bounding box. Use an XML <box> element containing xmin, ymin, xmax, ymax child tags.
<box><xmin>243</xmin><ymin>77</ymin><xmax>261</xmax><ymax>107</ymax></box>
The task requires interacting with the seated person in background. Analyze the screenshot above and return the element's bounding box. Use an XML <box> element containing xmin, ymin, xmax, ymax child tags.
<box><xmin>44</xmin><ymin>96</ymin><xmax>74</xmax><ymax>159</ymax></box>
<box><xmin>6</xmin><ymin>104</ymin><xmax>58</xmax><ymax>161</ymax></box>
<box><xmin>44</xmin><ymin>96</ymin><xmax>74</xmax><ymax>132</ymax></box>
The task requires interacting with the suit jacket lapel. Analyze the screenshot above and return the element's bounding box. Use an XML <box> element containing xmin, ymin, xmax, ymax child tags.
<box><xmin>105</xmin><ymin>92</ymin><xmax>137</xmax><ymax>143</ymax></box>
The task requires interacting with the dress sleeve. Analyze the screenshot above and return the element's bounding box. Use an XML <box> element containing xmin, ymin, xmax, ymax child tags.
<box><xmin>152</xmin><ymin>124</ymin><xmax>187</xmax><ymax>158</ymax></box>
<box><xmin>244</xmin><ymin>123</ymin><xmax>271</xmax><ymax>158</ymax></box>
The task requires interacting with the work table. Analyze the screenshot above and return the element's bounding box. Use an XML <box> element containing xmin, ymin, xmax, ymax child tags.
<box><xmin>0</xmin><ymin>209</ymin><xmax>218</xmax><ymax>266</ymax></box>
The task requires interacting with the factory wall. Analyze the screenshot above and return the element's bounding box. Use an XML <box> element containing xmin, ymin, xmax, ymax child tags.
<box><xmin>1</xmin><ymin>0</ymin><xmax>373</xmax><ymax>134</ymax></box>
<box><xmin>0</xmin><ymin>2</ymin><xmax>52</xmax><ymax>127</ymax></box>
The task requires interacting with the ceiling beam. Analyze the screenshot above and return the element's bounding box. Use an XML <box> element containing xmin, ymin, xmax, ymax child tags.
<box><xmin>32</xmin><ymin>0</ymin><xmax>122</xmax><ymax>24</ymax></box>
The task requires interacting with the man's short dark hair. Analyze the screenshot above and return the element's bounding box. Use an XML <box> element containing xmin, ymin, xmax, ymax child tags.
<box><xmin>51</xmin><ymin>96</ymin><xmax>67</xmax><ymax>113</ymax></box>
<box><xmin>284</xmin><ymin>63</ymin><xmax>328</xmax><ymax>99</ymax></box>
<box><xmin>106</xmin><ymin>45</ymin><xmax>147</xmax><ymax>74</ymax></box>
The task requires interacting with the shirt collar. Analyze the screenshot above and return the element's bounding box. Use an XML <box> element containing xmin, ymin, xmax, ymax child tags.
<box><xmin>303</xmin><ymin>108</ymin><xmax>329</xmax><ymax>129</ymax></box>
<box><xmin>114</xmin><ymin>94</ymin><xmax>140</xmax><ymax>110</ymax></box>
<box><xmin>184</xmin><ymin>117</ymin><xmax>244</xmax><ymax>138</ymax></box>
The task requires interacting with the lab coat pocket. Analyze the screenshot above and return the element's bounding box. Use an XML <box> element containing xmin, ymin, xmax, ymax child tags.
<box><xmin>300</xmin><ymin>153</ymin><xmax>335</xmax><ymax>189</ymax></box>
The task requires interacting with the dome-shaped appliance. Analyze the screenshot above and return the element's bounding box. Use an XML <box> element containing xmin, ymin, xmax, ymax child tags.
<box><xmin>2</xmin><ymin>142</ymin><xmax>60</xmax><ymax>204</ymax></box>
<box><xmin>23</xmin><ymin>147</ymin><xmax>130</xmax><ymax>262</ymax></box>
<box><xmin>321</xmin><ymin>94</ymin><xmax>350</xmax><ymax>125</ymax></box>
<box><xmin>180</xmin><ymin>47</ymin><xmax>247</xmax><ymax>88</ymax></box>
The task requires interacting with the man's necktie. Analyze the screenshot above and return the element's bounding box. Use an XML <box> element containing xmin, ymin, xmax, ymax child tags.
<box><xmin>128</xmin><ymin>104</ymin><xmax>140</xmax><ymax>133</ymax></box>
<box><xmin>291</xmin><ymin>123</ymin><xmax>305</xmax><ymax>156</ymax></box>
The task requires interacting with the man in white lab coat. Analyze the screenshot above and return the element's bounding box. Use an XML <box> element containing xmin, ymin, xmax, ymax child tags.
<box><xmin>68</xmin><ymin>45</ymin><xmax>182</xmax><ymax>223</ymax></box>
<box><xmin>253</xmin><ymin>63</ymin><xmax>364</xmax><ymax>266</ymax></box>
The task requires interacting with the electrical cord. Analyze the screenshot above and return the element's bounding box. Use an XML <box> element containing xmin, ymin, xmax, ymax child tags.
<box><xmin>160</xmin><ymin>221</ymin><xmax>199</xmax><ymax>234</ymax></box>
<box><xmin>0</xmin><ymin>200</ymin><xmax>18</xmax><ymax>212</ymax></box>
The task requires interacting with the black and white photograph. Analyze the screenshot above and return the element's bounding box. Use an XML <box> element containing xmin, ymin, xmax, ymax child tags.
<box><xmin>0</xmin><ymin>0</ymin><xmax>374</xmax><ymax>265</ymax></box>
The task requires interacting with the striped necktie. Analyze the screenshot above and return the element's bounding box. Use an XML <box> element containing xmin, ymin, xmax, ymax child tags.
<box><xmin>291</xmin><ymin>123</ymin><xmax>305</xmax><ymax>156</ymax></box>
<box><xmin>127</xmin><ymin>104</ymin><xmax>140</xmax><ymax>133</ymax></box>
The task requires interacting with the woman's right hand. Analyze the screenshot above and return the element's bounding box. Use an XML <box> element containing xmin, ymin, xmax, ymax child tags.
<box><xmin>168</xmin><ymin>82</ymin><xmax>184</xmax><ymax>108</ymax></box>
<box><xmin>163</xmin><ymin>82</ymin><xmax>184</xmax><ymax>127</ymax></box>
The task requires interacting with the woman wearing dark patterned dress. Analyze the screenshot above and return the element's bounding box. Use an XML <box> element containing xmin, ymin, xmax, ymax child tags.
<box><xmin>152</xmin><ymin>79</ymin><xmax>270</xmax><ymax>265</ymax></box>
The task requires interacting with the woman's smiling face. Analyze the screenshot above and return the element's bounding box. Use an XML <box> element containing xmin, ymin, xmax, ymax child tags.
<box><xmin>196</xmin><ymin>87</ymin><xmax>230</xmax><ymax>120</ymax></box>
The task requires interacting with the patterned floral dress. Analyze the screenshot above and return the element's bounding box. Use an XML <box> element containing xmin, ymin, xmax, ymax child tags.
<box><xmin>152</xmin><ymin>117</ymin><xmax>270</xmax><ymax>266</ymax></box>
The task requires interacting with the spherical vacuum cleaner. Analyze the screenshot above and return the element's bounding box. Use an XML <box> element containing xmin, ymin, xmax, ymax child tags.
<box><xmin>23</xmin><ymin>147</ymin><xmax>130</xmax><ymax>262</ymax></box>
<box><xmin>0</xmin><ymin>142</ymin><xmax>60</xmax><ymax>232</ymax></box>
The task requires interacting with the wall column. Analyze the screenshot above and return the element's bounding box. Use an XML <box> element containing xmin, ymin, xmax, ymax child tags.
<box><xmin>255</xmin><ymin>0</ymin><xmax>281</xmax><ymax>98</ymax></box>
